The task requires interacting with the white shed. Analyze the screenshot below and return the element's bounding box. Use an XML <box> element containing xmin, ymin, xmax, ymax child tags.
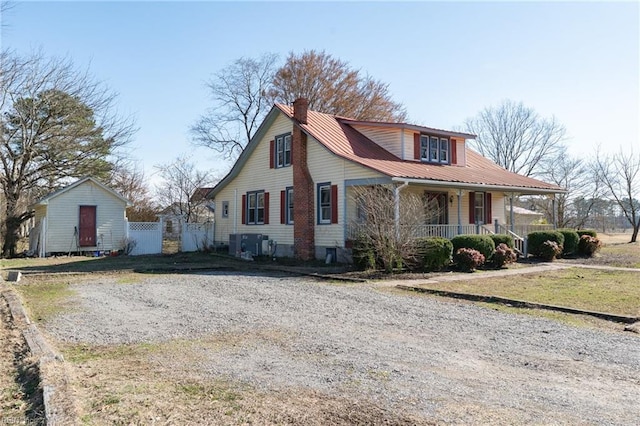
<box><xmin>29</xmin><ymin>177</ymin><xmax>131</xmax><ymax>256</ymax></box>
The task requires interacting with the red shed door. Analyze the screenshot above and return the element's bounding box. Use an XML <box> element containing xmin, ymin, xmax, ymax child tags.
<box><xmin>78</xmin><ymin>206</ymin><xmax>97</xmax><ymax>247</ymax></box>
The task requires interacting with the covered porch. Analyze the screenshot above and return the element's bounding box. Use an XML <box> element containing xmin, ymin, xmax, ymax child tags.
<box><xmin>344</xmin><ymin>177</ymin><xmax>563</xmax><ymax>254</ymax></box>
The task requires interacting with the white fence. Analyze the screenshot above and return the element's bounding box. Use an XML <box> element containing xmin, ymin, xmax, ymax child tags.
<box><xmin>181</xmin><ymin>222</ymin><xmax>214</xmax><ymax>252</ymax></box>
<box><xmin>127</xmin><ymin>221</ymin><xmax>163</xmax><ymax>255</ymax></box>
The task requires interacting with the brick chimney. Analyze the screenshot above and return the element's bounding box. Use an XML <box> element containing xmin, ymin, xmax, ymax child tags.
<box><xmin>292</xmin><ymin>98</ymin><xmax>315</xmax><ymax>260</ymax></box>
<box><xmin>293</xmin><ymin>97</ymin><xmax>308</xmax><ymax>124</ymax></box>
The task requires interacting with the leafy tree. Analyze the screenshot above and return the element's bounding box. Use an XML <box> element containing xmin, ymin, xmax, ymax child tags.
<box><xmin>270</xmin><ymin>50</ymin><xmax>406</xmax><ymax>122</ymax></box>
<box><xmin>0</xmin><ymin>51</ymin><xmax>135</xmax><ymax>257</ymax></box>
<box><xmin>593</xmin><ymin>148</ymin><xmax>640</xmax><ymax>242</ymax></box>
<box><xmin>154</xmin><ymin>155</ymin><xmax>216</xmax><ymax>224</ymax></box>
<box><xmin>192</xmin><ymin>50</ymin><xmax>406</xmax><ymax>159</ymax></box>
<box><xmin>463</xmin><ymin>100</ymin><xmax>566</xmax><ymax>177</ymax></box>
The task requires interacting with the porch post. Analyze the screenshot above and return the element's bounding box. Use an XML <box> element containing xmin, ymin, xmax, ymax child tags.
<box><xmin>394</xmin><ymin>182</ymin><xmax>408</xmax><ymax>240</ymax></box>
<box><xmin>552</xmin><ymin>195</ymin><xmax>557</xmax><ymax>229</ymax></box>
<box><xmin>457</xmin><ymin>189</ymin><xmax>462</xmax><ymax>235</ymax></box>
<box><xmin>510</xmin><ymin>194</ymin><xmax>515</xmax><ymax>233</ymax></box>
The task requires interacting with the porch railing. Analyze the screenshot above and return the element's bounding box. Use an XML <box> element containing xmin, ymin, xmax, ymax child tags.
<box><xmin>347</xmin><ymin>223</ymin><xmax>495</xmax><ymax>241</ymax></box>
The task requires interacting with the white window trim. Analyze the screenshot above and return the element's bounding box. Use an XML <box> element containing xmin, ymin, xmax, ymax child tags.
<box><xmin>286</xmin><ymin>187</ymin><xmax>294</xmax><ymax>225</ymax></box>
<box><xmin>318</xmin><ymin>183</ymin><xmax>332</xmax><ymax>225</ymax></box>
<box><xmin>275</xmin><ymin>133</ymin><xmax>292</xmax><ymax>168</ymax></box>
<box><xmin>420</xmin><ymin>134</ymin><xmax>450</xmax><ymax>164</ymax></box>
<box><xmin>247</xmin><ymin>191</ymin><xmax>265</xmax><ymax>225</ymax></box>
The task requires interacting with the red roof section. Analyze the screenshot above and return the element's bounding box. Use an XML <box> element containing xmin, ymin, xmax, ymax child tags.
<box><xmin>275</xmin><ymin>104</ymin><xmax>563</xmax><ymax>192</ymax></box>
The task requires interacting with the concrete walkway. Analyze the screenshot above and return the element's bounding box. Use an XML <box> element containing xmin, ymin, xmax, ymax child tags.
<box><xmin>371</xmin><ymin>261</ymin><xmax>640</xmax><ymax>289</ymax></box>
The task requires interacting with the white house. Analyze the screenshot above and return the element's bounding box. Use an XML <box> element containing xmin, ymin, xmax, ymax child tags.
<box><xmin>205</xmin><ymin>99</ymin><xmax>564</xmax><ymax>262</ymax></box>
<box><xmin>29</xmin><ymin>177</ymin><xmax>131</xmax><ymax>256</ymax></box>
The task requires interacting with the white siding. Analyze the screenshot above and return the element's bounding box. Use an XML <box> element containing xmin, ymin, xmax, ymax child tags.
<box><xmin>350</xmin><ymin>125</ymin><xmax>402</xmax><ymax>158</ymax></box>
<box><xmin>307</xmin><ymin>136</ymin><xmax>384</xmax><ymax>248</ymax></box>
<box><xmin>214</xmin><ymin>113</ymin><xmax>295</xmax><ymax>245</ymax></box>
<box><xmin>43</xmin><ymin>181</ymin><xmax>127</xmax><ymax>253</ymax></box>
<box><xmin>213</xmin><ymin>112</ymin><xmax>386</xmax><ymax>249</ymax></box>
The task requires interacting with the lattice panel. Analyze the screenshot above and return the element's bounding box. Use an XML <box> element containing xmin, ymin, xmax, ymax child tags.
<box><xmin>128</xmin><ymin>222</ymin><xmax>160</xmax><ymax>231</ymax></box>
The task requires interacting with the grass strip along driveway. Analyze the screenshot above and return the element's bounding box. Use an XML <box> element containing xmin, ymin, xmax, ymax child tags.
<box><xmin>409</xmin><ymin>267</ymin><xmax>640</xmax><ymax>318</ymax></box>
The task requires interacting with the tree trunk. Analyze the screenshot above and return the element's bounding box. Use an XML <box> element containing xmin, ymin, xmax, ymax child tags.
<box><xmin>1</xmin><ymin>189</ymin><xmax>33</xmax><ymax>258</ymax></box>
<box><xmin>631</xmin><ymin>222</ymin><xmax>639</xmax><ymax>243</ymax></box>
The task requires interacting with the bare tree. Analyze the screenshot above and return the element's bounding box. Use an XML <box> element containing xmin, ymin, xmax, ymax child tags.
<box><xmin>109</xmin><ymin>159</ymin><xmax>157</xmax><ymax>222</ymax></box>
<box><xmin>154</xmin><ymin>155</ymin><xmax>216</xmax><ymax>223</ymax></box>
<box><xmin>1</xmin><ymin>1</ymin><xmax>15</xmax><ymax>28</ymax></box>
<box><xmin>192</xmin><ymin>50</ymin><xmax>406</xmax><ymax>159</ymax></box>
<box><xmin>0</xmin><ymin>50</ymin><xmax>135</xmax><ymax>257</ymax></box>
<box><xmin>593</xmin><ymin>148</ymin><xmax>640</xmax><ymax>242</ymax></box>
<box><xmin>271</xmin><ymin>50</ymin><xmax>406</xmax><ymax>122</ymax></box>
<box><xmin>191</xmin><ymin>53</ymin><xmax>278</xmax><ymax>160</ymax></box>
<box><xmin>350</xmin><ymin>185</ymin><xmax>437</xmax><ymax>272</ymax></box>
<box><xmin>532</xmin><ymin>150</ymin><xmax>601</xmax><ymax>228</ymax></box>
<box><xmin>463</xmin><ymin>100</ymin><xmax>566</xmax><ymax>177</ymax></box>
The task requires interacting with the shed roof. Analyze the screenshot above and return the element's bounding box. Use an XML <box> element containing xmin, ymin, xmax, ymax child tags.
<box><xmin>30</xmin><ymin>177</ymin><xmax>132</xmax><ymax>208</ymax></box>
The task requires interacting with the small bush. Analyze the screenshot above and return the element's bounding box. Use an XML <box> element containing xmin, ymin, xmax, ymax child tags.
<box><xmin>557</xmin><ymin>228</ymin><xmax>580</xmax><ymax>256</ymax></box>
<box><xmin>450</xmin><ymin>235</ymin><xmax>496</xmax><ymax>260</ymax></box>
<box><xmin>527</xmin><ymin>231</ymin><xmax>564</xmax><ymax>258</ymax></box>
<box><xmin>492</xmin><ymin>243</ymin><xmax>517</xmax><ymax>268</ymax></box>
<box><xmin>577</xmin><ymin>229</ymin><xmax>597</xmax><ymax>238</ymax></box>
<box><xmin>490</xmin><ymin>234</ymin><xmax>515</xmax><ymax>249</ymax></box>
<box><xmin>415</xmin><ymin>237</ymin><xmax>453</xmax><ymax>272</ymax></box>
<box><xmin>454</xmin><ymin>248</ymin><xmax>485</xmax><ymax>272</ymax></box>
<box><xmin>351</xmin><ymin>235</ymin><xmax>376</xmax><ymax>271</ymax></box>
<box><xmin>539</xmin><ymin>240</ymin><xmax>562</xmax><ymax>261</ymax></box>
<box><xmin>578</xmin><ymin>235</ymin><xmax>602</xmax><ymax>257</ymax></box>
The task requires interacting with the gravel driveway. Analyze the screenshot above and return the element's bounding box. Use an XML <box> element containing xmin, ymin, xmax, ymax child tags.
<box><xmin>46</xmin><ymin>272</ymin><xmax>640</xmax><ymax>425</ymax></box>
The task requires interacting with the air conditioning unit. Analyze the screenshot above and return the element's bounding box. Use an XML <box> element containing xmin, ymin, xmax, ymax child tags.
<box><xmin>228</xmin><ymin>234</ymin><xmax>268</xmax><ymax>257</ymax></box>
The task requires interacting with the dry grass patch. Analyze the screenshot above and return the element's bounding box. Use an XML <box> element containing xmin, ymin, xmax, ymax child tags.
<box><xmin>414</xmin><ymin>267</ymin><xmax>640</xmax><ymax>317</ymax></box>
<box><xmin>61</xmin><ymin>338</ymin><xmax>430</xmax><ymax>425</ymax></box>
<box><xmin>0</xmin><ymin>294</ymin><xmax>45</xmax><ymax>425</ymax></box>
<box><xmin>14</xmin><ymin>279</ymin><xmax>78</xmax><ymax>323</ymax></box>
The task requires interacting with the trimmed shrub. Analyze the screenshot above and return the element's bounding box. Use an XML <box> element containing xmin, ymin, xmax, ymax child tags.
<box><xmin>578</xmin><ymin>235</ymin><xmax>602</xmax><ymax>257</ymax></box>
<box><xmin>454</xmin><ymin>248</ymin><xmax>485</xmax><ymax>272</ymax></box>
<box><xmin>557</xmin><ymin>228</ymin><xmax>580</xmax><ymax>256</ymax></box>
<box><xmin>490</xmin><ymin>234</ymin><xmax>515</xmax><ymax>250</ymax></box>
<box><xmin>577</xmin><ymin>229</ymin><xmax>597</xmax><ymax>238</ymax></box>
<box><xmin>527</xmin><ymin>231</ymin><xmax>564</xmax><ymax>258</ymax></box>
<box><xmin>351</xmin><ymin>235</ymin><xmax>376</xmax><ymax>271</ymax></box>
<box><xmin>539</xmin><ymin>240</ymin><xmax>562</xmax><ymax>261</ymax></box>
<box><xmin>492</xmin><ymin>243</ymin><xmax>517</xmax><ymax>268</ymax></box>
<box><xmin>415</xmin><ymin>237</ymin><xmax>453</xmax><ymax>272</ymax></box>
<box><xmin>450</xmin><ymin>235</ymin><xmax>496</xmax><ymax>260</ymax></box>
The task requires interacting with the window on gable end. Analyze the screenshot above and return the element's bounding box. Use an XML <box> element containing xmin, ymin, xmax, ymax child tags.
<box><xmin>275</xmin><ymin>133</ymin><xmax>292</xmax><ymax>168</ymax></box>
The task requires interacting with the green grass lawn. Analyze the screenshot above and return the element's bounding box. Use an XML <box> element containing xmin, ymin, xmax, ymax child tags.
<box><xmin>416</xmin><ymin>267</ymin><xmax>640</xmax><ymax>317</ymax></box>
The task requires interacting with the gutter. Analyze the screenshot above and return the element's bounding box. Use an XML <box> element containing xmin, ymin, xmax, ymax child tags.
<box><xmin>390</xmin><ymin>177</ymin><xmax>567</xmax><ymax>195</ymax></box>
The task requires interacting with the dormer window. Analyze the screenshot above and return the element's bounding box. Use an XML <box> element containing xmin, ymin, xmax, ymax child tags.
<box><xmin>420</xmin><ymin>135</ymin><xmax>449</xmax><ymax>164</ymax></box>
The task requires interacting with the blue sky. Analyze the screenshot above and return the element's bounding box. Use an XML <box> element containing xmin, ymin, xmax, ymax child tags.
<box><xmin>2</xmin><ymin>1</ymin><xmax>638</xmax><ymax>186</ymax></box>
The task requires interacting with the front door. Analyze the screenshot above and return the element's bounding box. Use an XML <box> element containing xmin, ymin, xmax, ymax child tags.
<box><xmin>424</xmin><ymin>192</ymin><xmax>448</xmax><ymax>225</ymax></box>
<box><xmin>78</xmin><ymin>205</ymin><xmax>97</xmax><ymax>247</ymax></box>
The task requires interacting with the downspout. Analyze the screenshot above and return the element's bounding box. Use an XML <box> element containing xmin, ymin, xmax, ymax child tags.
<box><xmin>552</xmin><ymin>195</ymin><xmax>557</xmax><ymax>229</ymax></box>
<box><xmin>394</xmin><ymin>181</ymin><xmax>409</xmax><ymax>240</ymax></box>
<box><xmin>233</xmin><ymin>188</ymin><xmax>238</xmax><ymax>234</ymax></box>
<box><xmin>457</xmin><ymin>189</ymin><xmax>463</xmax><ymax>235</ymax></box>
<box><xmin>510</xmin><ymin>193</ymin><xmax>515</xmax><ymax>233</ymax></box>
<box><xmin>400</xmin><ymin>127</ymin><xmax>405</xmax><ymax>160</ymax></box>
